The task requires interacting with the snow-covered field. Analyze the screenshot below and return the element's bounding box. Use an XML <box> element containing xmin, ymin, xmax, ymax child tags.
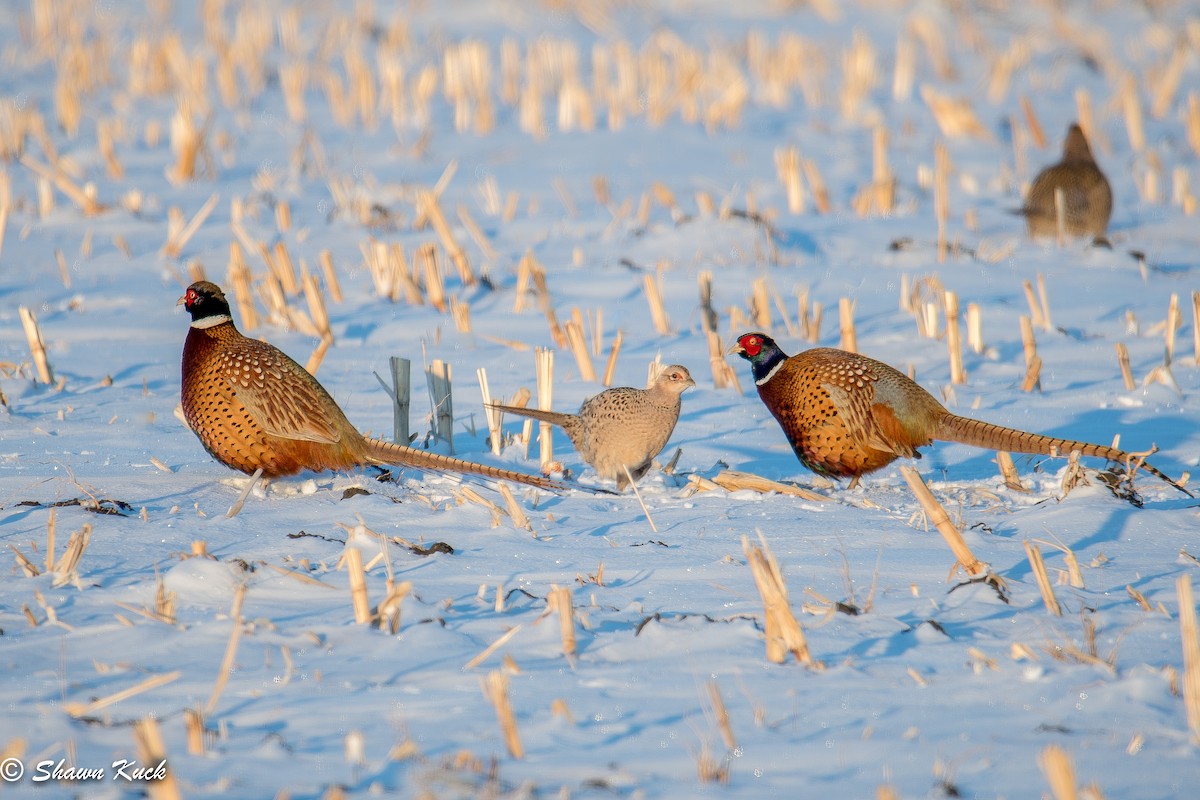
<box><xmin>2</xmin><ymin>1</ymin><xmax>1199</xmax><ymax>797</ymax></box>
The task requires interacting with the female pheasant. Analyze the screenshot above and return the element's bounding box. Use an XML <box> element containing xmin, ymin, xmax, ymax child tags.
<box><xmin>731</xmin><ymin>332</ymin><xmax>1189</xmax><ymax>495</ymax></box>
<box><xmin>1021</xmin><ymin>123</ymin><xmax>1112</xmax><ymax>241</ymax></box>
<box><xmin>488</xmin><ymin>365</ymin><xmax>695</xmax><ymax>490</ymax></box>
<box><xmin>179</xmin><ymin>280</ymin><xmax>565</xmax><ymax>490</ymax></box>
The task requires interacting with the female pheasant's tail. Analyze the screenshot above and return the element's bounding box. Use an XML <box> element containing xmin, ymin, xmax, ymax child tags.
<box><xmin>487</xmin><ymin>402</ymin><xmax>588</xmax><ymax>452</ymax></box>
<box><xmin>362</xmin><ymin>436</ymin><xmax>570</xmax><ymax>492</ymax></box>
<box><xmin>487</xmin><ymin>402</ymin><xmax>575</xmax><ymax>428</ymax></box>
<box><xmin>936</xmin><ymin>413</ymin><xmax>1191</xmax><ymax>497</ymax></box>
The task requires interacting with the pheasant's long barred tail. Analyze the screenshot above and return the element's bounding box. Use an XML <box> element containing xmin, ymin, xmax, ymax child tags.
<box><xmin>938</xmin><ymin>414</ymin><xmax>1190</xmax><ymax>496</ymax></box>
<box><xmin>937</xmin><ymin>414</ymin><xmax>1116</xmax><ymax>461</ymax></box>
<box><xmin>362</xmin><ymin>437</ymin><xmax>563</xmax><ymax>491</ymax></box>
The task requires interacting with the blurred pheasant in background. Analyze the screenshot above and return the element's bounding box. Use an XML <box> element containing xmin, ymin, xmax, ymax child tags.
<box><xmin>730</xmin><ymin>332</ymin><xmax>1189</xmax><ymax>495</ymax></box>
<box><xmin>489</xmin><ymin>365</ymin><xmax>695</xmax><ymax>490</ymax></box>
<box><xmin>1021</xmin><ymin>123</ymin><xmax>1112</xmax><ymax>242</ymax></box>
<box><xmin>179</xmin><ymin>281</ymin><xmax>567</xmax><ymax>491</ymax></box>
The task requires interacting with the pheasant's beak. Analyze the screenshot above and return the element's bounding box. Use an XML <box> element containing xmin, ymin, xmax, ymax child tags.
<box><xmin>176</xmin><ymin>294</ymin><xmax>187</xmax><ymax>307</ymax></box>
<box><xmin>726</xmin><ymin>341</ymin><xmax>745</xmax><ymax>356</ymax></box>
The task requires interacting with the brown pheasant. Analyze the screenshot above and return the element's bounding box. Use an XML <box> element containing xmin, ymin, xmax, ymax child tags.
<box><xmin>731</xmin><ymin>332</ymin><xmax>1189</xmax><ymax>495</ymax></box>
<box><xmin>179</xmin><ymin>281</ymin><xmax>566</xmax><ymax>491</ymax></box>
<box><xmin>1021</xmin><ymin>123</ymin><xmax>1112</xmax><ymax>241</ymax></box>
<box><xmin>488</xmin><ymin>365</ymin><xmax>695</xmax><ymax>490</ymax></box>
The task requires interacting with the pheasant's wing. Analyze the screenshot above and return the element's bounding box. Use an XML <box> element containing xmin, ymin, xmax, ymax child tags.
<box><xmin>217</xmin><ymin>343</ymin><xmax>345</xmax><ymax>444</ymax></box>
<box><xmin>821</xmin><ymin>382</ymin><xmax>923</xmax><ymax>459</ymax></box>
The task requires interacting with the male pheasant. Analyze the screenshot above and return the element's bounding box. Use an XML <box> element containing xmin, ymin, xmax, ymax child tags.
<box><xmin>1021</xmin><ymin>123</ymin><xmax>1112</xmax><ymax>241</ymax></box>
<box><xmin>731</xmin><ymin>332</ymin><xmax>1189</xmax><ymax>495</ymax></box>
<box><xmin>179</xmin><ymin>280</ymin><xmax>565</xmax><ymax>490</ymax></box>
<box><xmin>488</xmin><ymin>365</ymin><xmax>695</xmax><ymax>490</ymax></box>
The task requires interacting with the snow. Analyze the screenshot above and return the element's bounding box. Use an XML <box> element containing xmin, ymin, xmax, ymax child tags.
<box><xmin>1</xmin><ymin>0</ymin><xmax>1199</xmax><ymax>797</ymax></box>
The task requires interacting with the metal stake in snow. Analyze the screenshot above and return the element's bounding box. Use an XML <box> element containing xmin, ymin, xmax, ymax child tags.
<box><xmin>426</xmin><ymin>359</ymin><xmax>453</xmax><ymax>453</ymax></box>
<box><xmin>373</xmin><ymin>356</ymin><xmax>413</xmax><ymax>447</ymax></box>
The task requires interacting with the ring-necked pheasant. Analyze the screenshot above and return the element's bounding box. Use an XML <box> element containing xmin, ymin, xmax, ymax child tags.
<box><xmin>731</xmin><ymin>332</ymin><xmax>1189</xmax><ymax>495</ymax></box>
<box><xmin>488</xmin><ymin>365</ymin><xmax>695</xmax><ymax>490</ymax></box>
<box><xmin>1021</xmin><ymin>123</ymin><xmax>1112</xmax><ymax>241</ymax></box>
<box><xmin>179</xmin><ymin>280</ymin><xmax>566</xmax><ymax>491</ymax></box>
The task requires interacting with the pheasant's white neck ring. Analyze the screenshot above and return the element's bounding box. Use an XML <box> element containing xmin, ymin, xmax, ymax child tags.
<box><xmin>191</xmin><ymin>314</ymin><xmax>232</xmax><ymax>329</ymax></box>
<box><xmin>755</xmin><ymin>360</ymin><xmax>785</xmax><ymax>386</ymax></box>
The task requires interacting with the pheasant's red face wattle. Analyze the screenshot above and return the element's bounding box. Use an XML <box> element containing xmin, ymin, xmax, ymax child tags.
<box><xmin>184</xmin><ymin>288</ymin><xmax>200</xmax><ymax>309</ymax></box>
<box><xmin>738</xmin><ymin>335</ymin><xmax>762</xmax><ymax>357</ymax></box>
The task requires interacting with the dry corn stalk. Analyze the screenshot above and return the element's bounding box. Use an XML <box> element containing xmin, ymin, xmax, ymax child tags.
<box><xmin>482</xmin><ymin>670</ymin><xmax>524</xmax><ymax>758</ymax></box>
<box><xmin>536</xmin><ymin>348</ymin><xmax>554</xmax><ymax>470</ymax></box>
<box><xmin>839</xmin><ymin>297</ymin><xmax>857</xmax><ymax>353</ymax></box>
<box><xmin>705</xmin><ymin>330</ymin><xmax>734</xmax><ymax>390</ymax></box>
<box><xmin>376</xmin><ymin>580</ymin><xmax>412</xmax><ymax>636</ymax></box>
<box><xmin>707</xmin><ymin>470</ymin><xmax>827</xmax><ymax>502</ymax></box>
<box><xmin>1179</xmin><ymin>575</ymin><xmax>1200</xmax><ymax>743</ymax></box>
<box><xmin>933</xmin><ymin>140</ymin><xmax>950</xmax><ymax>262</ymax></box>
<box><xmin>420</xmin><ymin>191</ymin><xmax>475</xmax><ymax>287</ymax></box>
<box><xmin>302</xmin><ymin>270</ymin><xmax>333</xmax><ymax>344</ymax></box>
<box><xmin>184</xmin><ymin>708</ymin><xmax>207</xmax><ymax>756</ymax></box>
<box><xmin>319</xmin><ymin>250</ymin><xmax>343</xmax><ymax>303</ymax></box>
<box><xmin>549</xmin><ymin>584</ymin><xmax>577</xmax><ymax>658</ymax></box>
<box><xmin>741</xmin><ymin>532</ymin><xmax>819</xmax><ymax>667</ymax></box>
<box><xmin>345</xmin><ymin>546</ymin><xmax>370</xmax><ymax>624</ymax></box>
<box><xmin>271</xmin><ymin>241</ymin><xmax>299</xmax><ymax>296</ymax></box>
<box><xmin>1040</xmin><ymin>745</ymin><xmax>1077</xmax><ymax>799</ymax></box>
<box><xmin>478</xmin><ymin>367</ymin><xmax>502</xmax><ymax>456</ymax></box>
<box><xmin>19</xmin><ymin>154</ymin><xmax>105</xmax><ymax>215</ymax></box>
<box><xmin>900</xmin><ymin>466</ymin><xmax>987</xmax><ymax>578</ymax></box>
<box><xmin>131</xmin><ymin>717</ymin><xmax>183</xmax><ymax>800</ymax></box>
<box><xmin>426</xmin><ymin>359</ymin><xmax>454</xmax><ymax>452</ymax></box>
<box><xmin>996</xmin><ymin>451</ymin><xmax>1026</xmax><ymax>492</ymax></box>
<box><xmin>168</xmin><ymin>102</ymin><xmax>210</xmax><ymax>184</ymax></box>
<box><xmin>565</xmin><ymin>319</ymin><xmax>597</xmax><ymax>382</ymax></box>
<box><xmin>497</xmin><ymin>483</ymin><xmax>531</xmax><ymax>533</ymax></box>
<box><xmin>1024</xmin><ymin>541</ymin><xmax>1062</xmax><ymax>616</ymax></box>
<box><xmin>64</xmin><ymin>670</ymin><xmax>182</xmax><ymax>718</ymax></box>
<box><xmin>751</xmin><ymin>278</ymin><xmax>772</xmax><ymax>329</ymax></box>
<box><xmin>775</xmin><ymin>145</ymin><xmax>805</xmax><ymax>214</ymax></box>
<box><xmin>705</xmin><ymin>681</ymin><xmax>737</xmax><ymax>751</ymax></box>
<box><xmin>922</xmin><ymin>85</ymin><xmax>991</xmax><ymax>140</ymax></box>
<box><xmin>1115</xmin><ymin>343</ymin><xmax>1135</xmax><ymax>391</ymax></box>
<box><xmin>1165</xmin><ymin>292</ymin><xmax>1180</xmax><ymax>364</ymax></box>
<box><xmin>945</xmin><ymin>290</ymin><xmax>965</xmax><ymax>384</ymax></box>
<box><xmin>227</xmin><ymin>242</ymin><xmax>258</xmax><ymax>331</ymax></box>
<box><xmin>1020</xmin><ymin>315</ymin><xmax>1041</xmax><ymax>393</ymax></box>
<box><xmin>644</xmin><ymin>272</ymin><xmax>670</xmax><ymax>334</ymax></box>
<box><xmin>204</xmin><ymin>584</ymin><xmax>246</xmax><ymax>714</ymax></box>
<box><xmin>52</xmin><ymin>522</ymin><xmax>91</xmax><ymax>588</ymax></box>
<box><xmin>416</xmin><ymin>243</ymin><xmax>446</xmax><ymax>312</ymax></box>
<box><xmin>19</xmin><ymin>306</ymin><xmax>53</xmax><ymax>384</ymax></box>
<box><xmin>602</xmin><ymin>329</ymin><xmax>622</xmax><ymax>387</ymax></box>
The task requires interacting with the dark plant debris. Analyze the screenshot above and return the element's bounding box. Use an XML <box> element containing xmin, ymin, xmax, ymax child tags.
<box><xmin>948</xmin><ymin>573</ymin><xmax>1011</xmax><ymax>604</ymax></box>
<box><xmin>288</xmin><ymin>530</ymin><xmax>346</xmax><ymax>544</ymax></box>
<box><xmin>17</xmin><ymin>497</ymin><xmax>133</xmax><ymax>516</ymax></box>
